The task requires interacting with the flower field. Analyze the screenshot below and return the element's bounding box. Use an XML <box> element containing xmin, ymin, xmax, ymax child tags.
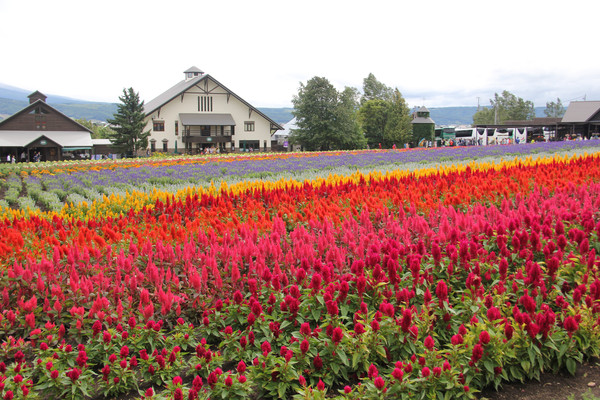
<box><xmin>1</xmin><ymin>143</ymin><xmax>600</xmax><ymax>399</ymax></box>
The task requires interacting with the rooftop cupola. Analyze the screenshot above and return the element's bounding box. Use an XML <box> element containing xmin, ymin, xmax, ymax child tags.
<box><xmin>184</xmin><ymin>66</ymin><xmax>204</xmax><ymax>81</ymax></box>
<box><xmin>28</xmin><ymin>90</ymin><xmax>47</xmax><ymax>104</ymax></box>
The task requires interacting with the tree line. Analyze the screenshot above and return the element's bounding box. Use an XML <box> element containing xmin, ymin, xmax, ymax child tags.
<box><xmin>290</xmin><ymin>74</ymin><xmax>414</xmax><ymax>151</ymax></box>
<box><xmin>472</xmin><ymin>91</ymin><xmax>565</xmax><ymax>125</ymax></box>
<box><xmin>291</xmin><ymin>75</ymin><xmax>568</xmax><ymax>151</ymax></box>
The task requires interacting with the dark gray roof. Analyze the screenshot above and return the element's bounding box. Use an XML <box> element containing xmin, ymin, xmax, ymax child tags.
<box><xmin>184</xmin><ymin>66</ymin><xmax>204</xmax><ymax>74</ymax></box>
<box><xmin>412</xmin><ymin>117</ymin><xmax>435</xmax><ymax>124</ymax></box>
<box><xmin>562</xmin><ymin>101</ymin><xmax>600</xmax><ymax>123</ymax></box>
<box><xmin>179</xmin><ymin>113</ymin><xmax>235</xmax><ymax>126</ymax></box>
<box><xmin>418</xmin><ymin>106</ymin><xmax>430</xmax><ymax>112</ymax></box>
<box><xmin>144</xmin><ymin>75</ymin><xmax>205</xmax><ymax>115</ymax></box>
<box><xmin>144</xmin><ymin>73</ymin><xmax>283</xmax><ymax>130</ymax></box>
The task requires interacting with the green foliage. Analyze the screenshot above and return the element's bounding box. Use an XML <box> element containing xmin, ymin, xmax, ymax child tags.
<box><xmin>359</xmin><ymin>88</ymin><xmax>412</xmax><ymax>148</ymax></box>
<box><xmin>361</xmin><ymin>73</ymin><xmax>394</xmax><ymax>104</ymax></box>
<box><xmin>107</xmin><ymin>88</ymin><xmax>150</xmax><ymax>156</ymax></box>
<box><xmin>473</xmin><ymin>91</ymin><xmax>535</xmax><ymax>124</ymax></box>
<box><xmin>544</xmin><ymin>97</ymin><xmax>566</xmax><ymax>118</ymax></box>
<box><xmin>358</xmin><ymin>99</ymin><xmax>390</xmax><ymax>147</ymax></box>
<box><xmin>291</xmin><ymin>77</ymin><xmax>366</xmax><ymax>151</ymax></box>
<box><xmin>75</xmin><ymin>118</ymin><xmax>116</xmax><ymax>139</ymax></box>
<box><xmin>384</xmin><ymin>89</ymin><xmax>413</xmax><ymax>147</ymax></box>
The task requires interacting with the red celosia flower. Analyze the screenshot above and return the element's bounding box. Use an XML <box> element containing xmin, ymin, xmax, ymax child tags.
<box><xmin>237</xmin><ymin>361</ymin><xmax>246</xmax><ymax>374</ymax></box>
<box><xmin>451</xmin><ymin>334</ymin><xmax>463</xmax><ymax>345</ymax></box>
<box><xmin>435</xmin><ymin>280</ymin><xmax>448</xmax><ymax>303</ymax></box>
<box><xmin>261</xmin><ymin>341</ymin><xmax>271</xmax><ymax>356</ymax></box>
<box><xmin>479</xmin><ymin>331</ymin><xmax>491</xmax><ymax>345</ymax></box>
<box><xmin>471</xmin><ymin>344</ymin><xmax>483</xmax><ymax>363</ymax></box>
<box><xmin>332</xmin><ymin>327</ymin><xmax>343</xmax><ymax>345</ymax></box>
<box><xmin>374</xmin><ymin>376</ymin><xmax>385</xmax><ymax>390</ymax></box>
<box><xmin>368</xmin><ymin>363</ymin><xmax>378</xmax><ymax>378</ymax></box>
<box><xmin>424</xmin><ymin>335</ymin><xmax>435</xmax><ymax>351</ymax></box>
<box><xmin>421</xmin><ymin>367</ymin><xmax>431</xmax><ymax>378</ymax></box>
<box><xmin>564</xmin><ymin>316</ymin><xmax>579</xmax><ymax>337</ymax></box>
<box><xmin>300</xmin><ymin>339</ymin><xmax>310</xmax><ymax>355</ymax></box>
<box><xmin>371</xmin><ymin>319</ymin><xmax>380</xmax><ymax>332</ymax></box>
<box><xmin>313</xmin><ymin>354</ymin><xmax>323</xmax><ymax>370</ymax></box>
<box><xmin>317</xmin><ymin>379</ymin><xmax>325</xmax><ymax>391</ymax></box>
<box><xmin>354</xmin><ymin>323</ymin><xmax>365</xmax><ymax>335</ymax></box>
<box><xmin>392</xmin><ymin>367</ymin><xmax>404</xmax><ymax>381</ymax></box>
<box><xmin>300</xmin><ymin>322</ymin><xmax>311</xmax><ymax>336</ymax></box>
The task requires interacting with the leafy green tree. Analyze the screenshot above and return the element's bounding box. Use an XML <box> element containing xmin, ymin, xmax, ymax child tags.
<box><xmin>384</xmin><ymin>89</ymin><xmax>413</xmax><ymax>147</ymax></box>
<box><xmin>107</xmin><ymin>88</ymin><xmax>150</xmax><ymax>156</ymax></box>
<box><xmin>358</xmin><ymin>99</ymin><xmax>390</xmax><ymax>147</ymax></box>
<box><xmin>291</xmin><ymin>77</ymin><xmax>365</xmax><ymax>151</ymax></box>
<box><xmin>544</xmin><ymin>97</ymin><xmax>565</xmax><ymax>118</ymax></box>
<box><xmin>361</xmin><ymin>73</ymin><xmax>394</xmax><ymax>104</ymax></box>
<box><xmin>336</xmin><ymin>87</ymin><xmax>367</xmax><ymax>150</ymax></box>
<box><xmin>472</xmin><ymin>107</ymin><xmax>495</xmax><ymax>125</ymax></box>
<box><xmin>75</xmin><ymin>118</ymin><xmax>115</xmax><ymax>139</ymax></box>
<box><xmin>472</xmin><ymin>91</ymin><xmax>535</xmax><ymax>124</ymax></box>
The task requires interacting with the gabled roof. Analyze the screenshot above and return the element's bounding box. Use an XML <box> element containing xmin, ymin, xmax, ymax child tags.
<box><xmin>0</xmin><ymin>99</ymin><xmax>93</xmax><ymax>133</ymax></box>
<box><xmin>562</xmin><ymin>101</ymin><xmax>600</xmax><ymax>123</ymax></box>
<box><xmin>144</xmin><ymin>74</ymin><xmax>283</xmax><ymax>130</ymax></box>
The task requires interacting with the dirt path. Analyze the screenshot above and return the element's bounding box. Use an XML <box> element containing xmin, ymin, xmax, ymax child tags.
<box><xmin>480</xmin><ymin>359</ymin><xmax>600</xmax><ymax>400</ymax></box>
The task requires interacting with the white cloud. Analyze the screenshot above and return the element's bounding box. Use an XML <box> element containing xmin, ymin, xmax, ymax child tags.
<box><xmin>1</xmin><ymin>0</ymin><xmax>599</xmax><ymax>108</ymax></box>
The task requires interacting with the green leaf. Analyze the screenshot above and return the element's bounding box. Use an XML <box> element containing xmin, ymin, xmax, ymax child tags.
<box><xmin>311</xmin><ymin>307</ymin><xmax>321</xmax><ymax>322</ymax></box>
<box><xmin>278</xmin><ymin>383</ymin><xmax>289</xmax><ymax>398</ymax></box>
<box><xmin>483</xmin><ymin>359</ymin><xmax>494</xmax><ymax>374</ymax></box>
<box><xmin>331</xmin><ymin>362</ymin><xmax>340</xmax><ymax>374</ymax></box>
<box><xmin>337</xmin><ymin>348</ymin><xmax>349</xmax><ymax>366</ymax></box>
<box><xmin>566</xmin><ymin>358</ymin><xmax>577</xmax><ymax>375</ymax></box>
<box><xmin>521</xmin><ymin>360</ymin><xmax>530</xmax><ymax>373</ymax></box>
<box><xmin>352</xmin><ymin>351</ymin><xmax>360</xmax><ymax>369</ymax></box>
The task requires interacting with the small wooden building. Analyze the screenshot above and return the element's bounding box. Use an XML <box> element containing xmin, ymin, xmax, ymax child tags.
<box><xmin>0</xmin><ymin>91</ymin><xmax>93</xmax><ymax>162</ymax></box>
<box><xmin>411</xmin><ymin>106</ymin><xmax>435</xmax><ymax>146</ymax></box>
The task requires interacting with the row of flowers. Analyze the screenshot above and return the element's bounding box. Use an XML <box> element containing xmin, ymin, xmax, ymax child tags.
<box><xmin>1</xmin><ymin>141</ymin><xmax>600</xmax><ymax>220</ymax></box>
<box><xmin>0</xmin><ymin>151</ymin><xmax>600</xmax><ymax>398</ymax></box>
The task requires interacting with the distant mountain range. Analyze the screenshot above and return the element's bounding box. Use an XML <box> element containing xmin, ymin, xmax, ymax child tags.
<box><xmin>0</xmin><ymin>83</ymin><xmax>547</xmax><ymax>127</ymax></box>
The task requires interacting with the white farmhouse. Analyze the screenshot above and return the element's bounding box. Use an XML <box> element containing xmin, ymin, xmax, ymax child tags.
<box><xmin>144</xmin><ymin>67</ymin><xmax>283</xmax><ymax>154</ymax></box>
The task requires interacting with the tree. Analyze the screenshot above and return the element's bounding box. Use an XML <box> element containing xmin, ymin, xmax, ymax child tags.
<box><xmin>384</xmin><ymin>89</ymin><xmax>413</xmax><ymax>147</ymax></box>
<box><xmin>335</xmin><ymin>87</ymin><xmax>367</xmax><ymax>150</ymax></box>
<box><xmin>107</xmin><ymin>88</ymin><xmax>150</xmax><ymax>156</ymax></box>
<box><xmin>75</xmin><ymin>118</ymin><xmax>115</xmax><ymax>139</ymax></box>
<box><xmin>544</xmin><ymin>97</ymin><xmax>565</xmax><ymax>118</ymax></box>
<box><xmin>358</xmin><ymin>99</ymin><xmax>390</xmax><ymax>147</ymax></box>
<box><xmin>290</xmin><ymin>77</ymin><xmax>365</xmax><ymax>151</ymax></box>
<box><xmin>472</xmin><ymin>90</ymin><xmax>535</xmax><ymax>124</ymax></box>
<box><xmin>361</xmin><ymin>73</ymin><xmax>394</xmax><ymax>104</ymax></box>
<box><xmin>472</xmin><ymin>107</ymin><xmax>495</xmax><ymax>125</ymax></box>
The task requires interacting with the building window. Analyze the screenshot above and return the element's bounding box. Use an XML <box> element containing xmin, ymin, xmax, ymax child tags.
<box><xmin>175</xmin><ymin>121</ymin><xmax>178</xmax><ymax>136</ymax></box>
<box><xmin>162</xmin><ymin>140</ymin><xmax>168</xmax><ymax>152</ymax></box>
<box><xmin>150</xmin><ymin>140</ymin><xmax>156</xmax><ymax>152</ymax></box>
<box><xmin>198</xmin><ymin>96</ymin><xmax>213</xmax><ymax>112</ymax></box>
<box><xmin>153</xmin><ymin>121</ymin><xmax>165</xmax><ymax>131</ymax></box>
<box><xmin>244</xmin><ymin>121</ymin><xmax>255</xmax><ymax>132</ymax></box>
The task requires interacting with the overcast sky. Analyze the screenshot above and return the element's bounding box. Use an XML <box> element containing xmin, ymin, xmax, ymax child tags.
<box><xmin>1</xmin><ymin>0</ymin><xmax>598</xmax><ymax>109</ymax></box>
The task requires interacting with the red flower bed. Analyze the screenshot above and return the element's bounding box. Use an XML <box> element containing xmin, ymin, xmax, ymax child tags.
<box><xmin>0</xmin><ymin>155</ymin><xmax>600</xmax><ymax>398</ymax></box>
